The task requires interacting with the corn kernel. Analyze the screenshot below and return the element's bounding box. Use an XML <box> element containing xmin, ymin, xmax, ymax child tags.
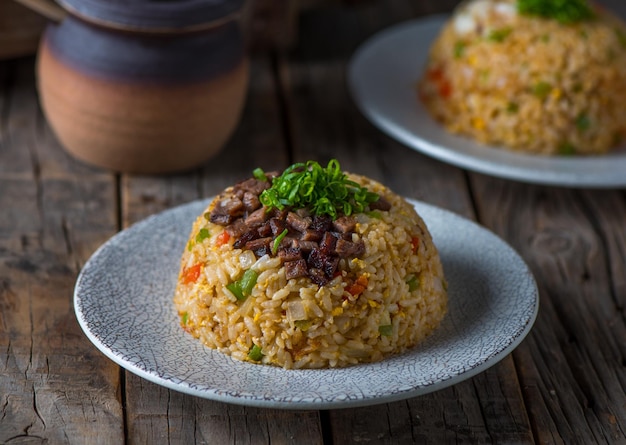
<box><xmin>472</xmin><ymin>117</ymin><xmax>486</xmax><ymax>130</ymax></box>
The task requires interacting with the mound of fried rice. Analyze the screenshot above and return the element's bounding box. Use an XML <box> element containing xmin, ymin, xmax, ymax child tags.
<box><xmin>419</xmin><ymin>0</ymin><xmax>626</xmax><ymax>155</ymax></box>
<box><xmin>174</xmin><ymin>173</ymin><xmax>447</xmax><ymax>369</ymax></box>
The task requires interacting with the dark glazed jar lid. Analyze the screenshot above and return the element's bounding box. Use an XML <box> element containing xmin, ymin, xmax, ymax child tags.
<box><xmin>57</xmin><ymin>0</ymin><xmax>246</xmax><ymax>32</ymax></box>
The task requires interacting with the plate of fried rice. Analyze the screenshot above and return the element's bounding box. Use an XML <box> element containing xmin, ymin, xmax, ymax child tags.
<box><xmin>74</xmin><ymin>196</ymin><xmax>539</xmax><ymax>409</ymax></box>
<box><xmin>348</xmin><ymin>6</ymin><xmax>626</xmax><ymax>188</ymax></box>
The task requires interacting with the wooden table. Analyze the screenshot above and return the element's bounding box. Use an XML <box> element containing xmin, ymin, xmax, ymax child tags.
<box><xmin>2</xmin><ymin>0</ymin><xmax>625</xmax><ymax>443</ymax></box>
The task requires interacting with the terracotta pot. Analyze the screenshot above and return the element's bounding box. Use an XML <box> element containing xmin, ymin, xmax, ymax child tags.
<box><xmin>30</xmin><ymin>0</ymin><xmax>249</xmax><ymax>173</ymax></box>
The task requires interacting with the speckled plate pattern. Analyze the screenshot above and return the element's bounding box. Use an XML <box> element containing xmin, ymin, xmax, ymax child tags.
<box><xmin>74</xmin><ymin>198</ymin><xmax>538</xmax><ymax>409</ymax></box>
<box><xmin>348</xmin><ymin>15</ymin><xmax>626</xmax><ymax>188</ymax></box>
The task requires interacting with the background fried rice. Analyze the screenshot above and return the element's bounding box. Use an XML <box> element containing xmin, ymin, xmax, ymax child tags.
<box><xmin>419</xmin><ymin>0</ymin><xmax>626</xmax><ymax>155</ymax></box>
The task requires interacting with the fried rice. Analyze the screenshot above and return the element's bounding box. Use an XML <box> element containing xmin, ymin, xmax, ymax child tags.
<box><xmin>419</xmin><ymin>0</ymin><xmax>626</xmax><ymax>155</ymax></box>
<box><xmin>174</xmin><ymin>165</ymin><xmax>447</xmax><ymax>369</ymax></box>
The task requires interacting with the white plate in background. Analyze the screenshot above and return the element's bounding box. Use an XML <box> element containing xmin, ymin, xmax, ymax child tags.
<box><xmin>348</xmin><ymin>15</ymin><xmax>626</xmax><ymax>188</ymax></box>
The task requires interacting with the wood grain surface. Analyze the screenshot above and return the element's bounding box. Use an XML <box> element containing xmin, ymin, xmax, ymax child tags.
<box><xmin>1</xmin><ymin>0</ymin><xmax>625</xmax><ymax>443</ymax></box>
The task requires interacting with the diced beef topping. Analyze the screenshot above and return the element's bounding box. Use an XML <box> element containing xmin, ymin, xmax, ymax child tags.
<box><xmin>284</xmin><ymin>259</ymin><xmax>308</xmax><ymax>280</ymax></box>
<box><xmin>209</xmin><ymin>171</ymin><xmax>391</xmax><ymax>286</ymax></box>
<box><xmin>369</xmin><ymin>195</ymin><xmax>391</xmax><ymax>211</ymax></box>
<box><xmin>332</xmin><ymin>216</ymin><xmax>356</xmax><ymax>233</ymax></box>
<box><xmin>210</xmin><ymin>196</ymin><xmax>244</xmax><ymax>225</ymax></box>
<box><xmin>286</xmin><ymin>212</ymin><xmax>311</xmax><ymax>233</ymax></box>
<box><xmin>278</xmin><ymin>247</ymin><xmax>303</xmax><ymax>262</ymax></box>
<box><xmin>335</xmin><ymin>238</ymin><xmax>366</xmax><ymax>258</ymax></box>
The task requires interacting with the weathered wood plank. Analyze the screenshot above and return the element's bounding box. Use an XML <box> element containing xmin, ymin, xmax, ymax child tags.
<box><xmin>469</xmin><ymin>175</ymin><xmax>626</xmax><ymax>444</ymax></box>
<box><xmin>0</xmin><ymin>57</ymin><xmax>124</xmax><ymax>443</ymax></box>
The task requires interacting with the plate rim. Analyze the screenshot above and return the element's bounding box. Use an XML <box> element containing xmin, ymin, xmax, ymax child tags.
<box><xmin>348</xmin><ymin>14</ymin><xmax>626</xmax><ymax>189</ymax></box>
<box><xmin>74</xmin><ymin>198</ymin><xmax>539</xmax><ymax>409</ymax></box>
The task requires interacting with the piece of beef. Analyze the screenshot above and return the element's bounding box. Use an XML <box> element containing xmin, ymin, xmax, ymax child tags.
<box><xmin>310</xmin><ymin>214</ymin><xmax>332</xmax><ymax>232</ymax></box>
<box><xmin>319</xmin><ymin>232</ymin><xmax>337</xmax><ymax>256</ymax></box>
<box><xmin>279</xmin><ymin>246</ymin><xmax>303</xmax><ymax>262</ymax></box>
<box><xmin>257</xmin><ymin>220</ymin><xmax>273</xmax><ymax>237</ymax></box>
<box><xmin>225</xmin><ymin>218</ymin><xmax>248</xmax><ymax>238</ymax></box>
<box><xmin>300</xmin><ymin>229</ymin><xmax>323</xmax><ymax>242</ymax></box>
<box><xmin>335</xmin><ymin>239</ymin><xmax>365</xmax><ymax>258</ymax></box>
<box><xmin>244</xmin><ymin>207</ymin><xmax>268</xmax><ymax>228</ymax></box>
<box><xmin>242</xmin><ymin>191</ymin><xmax>261</xmax><ymax>212</ymax></box>
<box><xmin>269</xmin><ymin>218</ymin><xmax>287</xmax><ymax>236</ymax></box>
<box><xmin>236</xmin><ymin>177</ymin><xmax>270</xmax><ymax>196</ymax></box>
<box><xmin>291</xmin><ymin>239</ymin><xmax>318</xmax><ymax>253</ymax></box>
<box><xmin>245</xmin><ymin>237</ymin><xmax>272</xmax><ymax>257</ymax></box>
<box><xmin>233</xmin><ymin>229</ymin><xmax>259</xmax><ymax>249</ymax></box>
<box><xmin>332</xmin><ymin>215</ymin><xmax>356</xmax><ymax>233</ymax></box>
<box><xmin>284</xmin><ymin>259</ymin><xmax>308</xmax><ymax>280</ymax></box>
<box><xmin>369</xmin><ymin>195</ymin><xmax>391</xmax><ymax>211</ymax></box>
<box><xmin>210</xmin><ymin>197</ymin><xmax>244</xmax><ymax>225</ymax></box>
<box><xmin>286</xmin><ymin>212</ymin><xmax>311</xmax><ymax>233</ymax></box>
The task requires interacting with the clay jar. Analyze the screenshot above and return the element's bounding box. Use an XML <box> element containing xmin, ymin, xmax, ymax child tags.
<box><xmin>36</xmin><ymin>0</ymin><xmax>248</xmax><ymax>173</ymax></box>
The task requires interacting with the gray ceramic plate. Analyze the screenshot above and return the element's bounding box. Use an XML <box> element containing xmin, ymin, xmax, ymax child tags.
<box><xmin>348</xmin><ymin>15</ymin><xmax>626</xmax><ymax>188</ymax></box>
<box><xmin>74</xmin><ymin>199</ymin><xmax>538</xmax><ymax>409</ymax></box>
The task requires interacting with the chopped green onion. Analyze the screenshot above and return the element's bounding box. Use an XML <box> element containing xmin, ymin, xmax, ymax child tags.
<box><xmin>379</xmin><ymin>325</ymin><xmax>393</xmax><ymax>337</ymax></box>
<box><xmin>248</xmin><ymin>344</ymin><xmax>263</xmax><ymax>361</ymax></box>
<box><xmin>294</xmin><ymin>320</ymin><xmax>312</xmax><ymax>331</ymax></box>
<box><xmin>406</xmin><ymin>274</ymin><xmax>419</xmax><ymax>292</ymax></box>
<box><xmin>226</xmin><ymin>282</ymin><xmax>245</xmax><ymax>301</ymax></box>
<box><xmin>187</xmin><ymin>240</ymin><xmax>194</xmax><ymax>252</ymax></box>
<box><xmin>532</xmin><ymin>81</ymin><xmax>552</xmax><ymax>99</ymax></box>
<box><xmin>272</xmin><ymin>229</ymin><xmax>288</xmax><ymax>255</ymax></box>
<box><xmin>488</xmin><ymin>27</ymin><xmax>512</xmax><ymax>42</ymax></box>
<box><xmin>506</xmin><ymin>102</ymin><xmax>520</xmax><ymax>114</ymax></box>
<box><xmin>379</xmin><ymin>311</ymin><xmax>392</xmax><ymax>337</ymax></box>
<box><xmin>575</xmin><ymin>113</ymin><xmax>591</xmax><ymax>131</ymax></box>
<box><xmin>196</xmin><ymin>228</ymin><xmax>210</xmax><ymax>244</ymax></box>
<box><xmin>203</xmin><ymin>212</ymin><xmax>211</xmax><ymax>221</ymax></box>
<box><xmin>518</xmin><ymin>0</ymin><xmax>595</xmax><ymax>24</ymax></box>
<box><xmin>240</xmin><ymin>269</ymin><xmax>259</xmax><ymax>297</ymax></box>
<box><xmin>366</xmin><ymin>210</ymin><xmax>382</xmax><ymax>219</ymax></box>
<box><xmin>181</xmin><ymin>312</ymin><xmax>189</xmax><ymax>325</ymax></box>
<box><xmin>253</xmin><ymin>167</ymin><xmax>268</xmax><ymax>181</ymax></box>
<box><xmin>454</xmin><ymin>41</ymin><xmax>466</xmax><ymax>58</ymax></box>
<box><xmin>258</xmin><ymin>159</ymin><xmax>380</xmax><ymax>219</ymax></box>
<box><xmin>227</xmin><ymin>269</ymin><xmax>259</xmax><ymax>301</ymax></box>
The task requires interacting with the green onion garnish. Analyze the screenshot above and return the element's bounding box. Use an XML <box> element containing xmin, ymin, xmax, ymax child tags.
<box><xmin>253</xmin><ymin>167</ymin><xmax>268</xmax><ymax>181</ymax></box>
<box><xmin>248</xmin><ymin>344</ymin><xmax>263</xmax><ymax>361</ymax></box>
<box><xmin>575</xmin><ymin>113</ymin><xmax>591</xmax><ymax>131</ymax></box>
<box><xmin>294</xmin><ymin>320</ymin><xmax>313</xmax><ymax>331</ymax></box>
<box><xmin>488</xmin><ymin>27</ymin><xmax>512</xmax><ymax>42</ymax></box>
<box><xmin>259</xmin><ymin>159</ymin><xmax>379</xmax><ymax>219</ymax></box>
<box><xmin>517</xmin><ymin>0</ymin><xmax>595</xmax><ymax>24</ymax></box>
<box><xmin>406</xmin><ymin>274</ymin><xmax>419</xmax><ymax>292</ymax></box>
<box><xmin>195</xmin><ymin>228</ymin><xmax>210</xmax><ymax>244</ymax></box>
<box><xmin>226</xmin><ymin>269</ymin><xmax>259</xmax><ymax>301</ymax></box>
<box><xmin>272</xmin><ymin>229</ymin><xmax>288</xmax><ymax>255</ymax></box>
<box><xmin>379</xmin><ymin>325</ymin><xmax>393</xmax><ymax>337</ymax></box>
<box><xmin>532</xmin><ymin>81</ymin><xmax>552</xmax><ymax>99</ymax></box>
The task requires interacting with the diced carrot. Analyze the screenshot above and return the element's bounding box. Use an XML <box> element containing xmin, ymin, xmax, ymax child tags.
<box><xmin>216</xmin><ymin>231</ymin><xmax>230</xmax><ymax>246</ymax></box>
<box><xmin>355</xmin><ymin>274</ymin><xmax>368</xmax><ymax>287</ymax></box>
<box><xmin>347</xmin><ymin>274</ymin><xmax>369</xmax><ymax>296</ymax></box>
<box><xmin>438</xmin><ymin>80</ymin><xmax>452</xmax><ymax>98</ymax></box>
<box><xmin>182</xmin><ymin>263</ymin><xmax>202</xmax><ymax>284</ymax></box>
<box><xmin>410</xmin><ymin>236</ymin><xmax>420</xmax><ymax>253</ymax></box>
<box><xmin>347</xmin><ymin>283</ymin><xmax>366</xmax><ymax>296</ymax></box>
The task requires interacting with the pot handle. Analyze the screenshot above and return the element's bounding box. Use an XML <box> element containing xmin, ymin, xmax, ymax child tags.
<box><xmin>13</xmin><ymin>0</ymin><xmax>66</xmax><ymax>22</ymax></box>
